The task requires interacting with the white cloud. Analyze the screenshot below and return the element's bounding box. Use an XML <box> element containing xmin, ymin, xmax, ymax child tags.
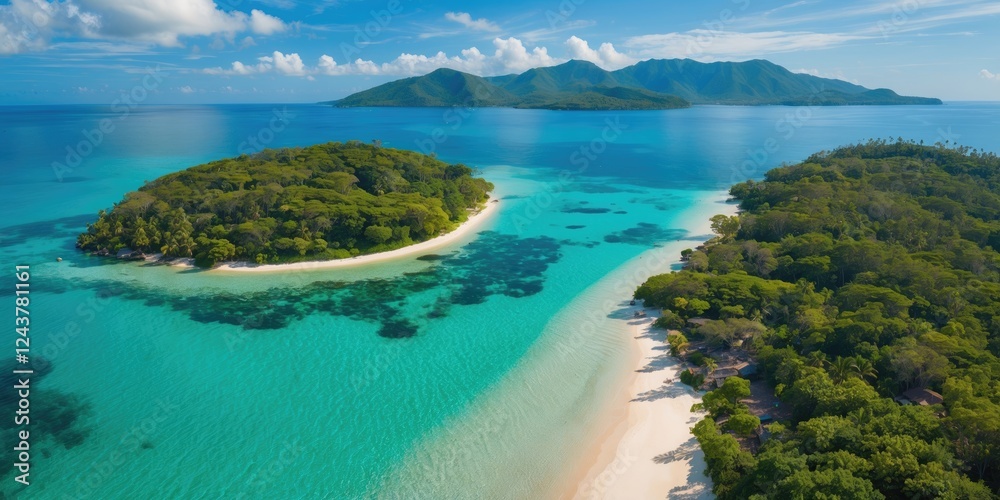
<box><xmin>216</xmin><ymin>37</ymin><xmax>561</xmax><ymax>78</ymax></box>
<box><xmin>205</xmin><ymin>50</ymin><xmax>305</xmax><ymax>76</ymax></box>
<box><xmin>205</xmin><ymin>58</ymin><xmax>266</xmax><ymax>75</ymax></box>
<box><xmin>0</xmin><ymin>0</ymin><xmax>101</xmax><ymax>54</ymax></box>
<box><xmin>624</xmin><ymin>30</ymin><xmax>870</xmax><ymax>61</ymax></box>
<box><xmin>271</xmin><ymin>51</ymin><xmax>305</xmax><ymax>75</ymax></box>
<box><xmin>564</xmin><ymin>36</ymin><xmax>636</xmax><ymax>70</ymax></box>
<box><xmin>231</xmin><ymin>60</ymin><xmax>264</xmax><ymax>74</ymax></box>
<box><xmin>179</xmin><ymin>85</ymin><xmax>195</xmax><ymax>93</ymax></box>
<box><xmin>444</xmin><ymin>12</ymin><xmax>500</xmax><ymax>32</ymax></box>
<box><xmin>981</xmin><ymin>69</ymin><xmax>998</xmax><ymax>80</ymax></box>
<box><xmin>249</xmin><ymin>9</ymin><xmax>286</xmax><ymax>35</ymax></box>
<box><xmin>0</xmin><ymin>0</ymin><xmax>287</xmax><ymax>53</ymax></box>
<box><xmin>76</xmin><ymin>0</ymin><xmax>248</xmax><ymax>46</ymax></box>
<box><xmin>318</xmin><ymin>54</ymin><xmax>340</xmax><ymax>74</ymax></box>
<box><xmin>490</xmin><ymin>37</ymin><xmax>556</xmax><ymax>73</ymax></box>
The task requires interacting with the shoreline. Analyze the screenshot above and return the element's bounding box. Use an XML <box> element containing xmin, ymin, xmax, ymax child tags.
<box><xmin>566</xmin><ymin>193</ymin><xmax>740</xmax><ymax>499</ymax></box>
<box><xmin>169</xmin><ymin>197</ymin><xmax>499</xmax><ymax>273</ymax></box>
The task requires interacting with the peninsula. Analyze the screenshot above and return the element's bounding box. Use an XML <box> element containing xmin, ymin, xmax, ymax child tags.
<box><xmin>76</xmin><ymin>141</ymin><xmax>493</xmax><ymax>267</ymax></box>
<box><xmin>328</xmin><ymin>59</ymin><xmax>942</xmax><ymax>110</ymax></box>
<box><xmin>634</xmin><ymin>141</ymin><xmax>1000</xmax><ymax>498</ymax></box>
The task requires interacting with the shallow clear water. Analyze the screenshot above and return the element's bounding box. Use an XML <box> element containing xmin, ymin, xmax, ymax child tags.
<box><xmin>1</xmin><ymin>102</ymin><xmax>998</xmax><ymax>498</ymax></box>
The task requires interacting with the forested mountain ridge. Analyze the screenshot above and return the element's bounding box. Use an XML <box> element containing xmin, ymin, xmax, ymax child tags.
<box><xmin>77</xmin><ymin>141</ymin><xmax>493</xmax><ymax>267</ymax></box>
<box><xmin>329</xmin><ymin>59</ymin><xmax>941</xmax><ymax>109</ymax></box>
<box><xmin>635</xmin><ymin>140</ymin><xmax>1000</xmax><ymax>498</ymax></box>
<box><xmin>332</xmin><ymin>62</ymin><xmax>690</xmax><ymax>110</ymax></box>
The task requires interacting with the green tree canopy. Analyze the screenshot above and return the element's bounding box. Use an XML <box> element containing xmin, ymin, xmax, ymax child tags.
<box><xmin>78</xmin><ymin>141</ymin><xmax>493</xmax><ymax>266</ymax></box>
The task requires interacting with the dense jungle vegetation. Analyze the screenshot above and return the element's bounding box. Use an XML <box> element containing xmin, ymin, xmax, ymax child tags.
<box><xmin>636</xmin><ymin>140</ymin><xmax>1000</xmax><ymax>499</ymax></box>
<box><xmin>77</xmin><ymin>141</ymin><xmax>493</xmax><ymax>267</ymax></box>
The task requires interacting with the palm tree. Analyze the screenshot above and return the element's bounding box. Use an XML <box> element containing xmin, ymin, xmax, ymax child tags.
<box><xmin>806</xmin><ymin>351</ymin><xmax>827</xmax><ymax>368</ymax></box>
<box><xmin>829</xmin><ymin>356</ymin><xmax>856</xmax><ymax>384</ymax></box>
<box><xmin>668</xmin><ymin>334</ymin><xmax>689</xmax><ymax>357</ymax></box>
<box><xmin>850</xmin><ymin>407</ymin><xmax>873</xmax><ymax>427</ymax></box>
<box><xmin>704</xmin><ymin>357</ymin><xmax>718</xmax><ymax>375</ymax></box>
<box><xmin>852</xmin><ymin>356</ymin><xmax>878</xmax><ymax>382</ymax></box>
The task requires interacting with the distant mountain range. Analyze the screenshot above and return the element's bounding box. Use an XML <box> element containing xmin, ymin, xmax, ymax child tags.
<box><xmin>327</xmin><ymin>59</ymin><xmax>942</xmax><ymax>110</ymax></box>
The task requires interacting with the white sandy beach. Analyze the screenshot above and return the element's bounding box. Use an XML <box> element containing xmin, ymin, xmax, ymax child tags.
<box><xmin>170</xmin><ymin>198</ymin><xmax>499</xmax><ymax>273</ymax></box>
<box><xmin>569</xmin><ymin>316</ymin><xmax>714</xmax><ymax>500</ymax></box>
<box><xmin>567</xmin><ymin>194</ymin><xmax>740</xmax><ymax>500</ymax></box>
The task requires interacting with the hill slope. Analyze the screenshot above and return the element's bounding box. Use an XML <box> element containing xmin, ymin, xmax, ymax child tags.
<box><xmin>335</xmin><ymin>68</ymin><xmax>517</xmax><ymax>107</ymax></box>
<box><xmin>334</xmin><ymin>60</ymin><xmax>690</xmax><ymax>110</ymax></box>
<box><xmin>329</xmin><ymin>59</ymin><xmax>941</xmax><ymax>108</ymax></box>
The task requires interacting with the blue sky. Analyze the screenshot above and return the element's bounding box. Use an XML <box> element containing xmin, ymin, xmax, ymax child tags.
<box><xmin>1</xmin><ymin>0</ymin><xmax>998</xmax><ymax>104</ymax></box>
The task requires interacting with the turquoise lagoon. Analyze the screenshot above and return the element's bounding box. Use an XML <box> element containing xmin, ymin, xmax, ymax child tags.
<box><xmin>2</xmin><ymin>103</ymin><xmax>999</xmax><ymax>498</ymax></box>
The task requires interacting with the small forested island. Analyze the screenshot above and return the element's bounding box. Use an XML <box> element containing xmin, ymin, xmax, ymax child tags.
<box><xmin>77</xmin><ymin>141</ymin><xmax>493</xmax><ymax>267</ymax></box>
<box><xmin>636</xmin><ymin>140</ymin><xmax>1000</xmax><ymax>498</ymax></box>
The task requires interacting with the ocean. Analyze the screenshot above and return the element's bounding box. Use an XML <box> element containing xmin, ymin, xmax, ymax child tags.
<box><xmin>2</xmin><ymin>102</ymin><xmax>998</xmax><ymax>498</ymax></box>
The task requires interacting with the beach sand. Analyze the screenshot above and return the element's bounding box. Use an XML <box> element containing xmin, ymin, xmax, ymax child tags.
<box><xmin>565</xmin><ymin>194</ymin><xmax>740</xmax><ymax>500</ymax></box>
<box><xmin>568</xmin><ymin>316</ymin><xmax>713</xmax><ymax>500</ymax></box>
<box><xmin>170</xmin><ymin>198</ymin><xmax>499</xmax><ymax>273</ymax></box>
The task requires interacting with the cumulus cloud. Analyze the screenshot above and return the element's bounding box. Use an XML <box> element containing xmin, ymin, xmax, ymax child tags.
<box><xmin>77</xmin><ymin>0</ymin><xmax>246</xmax><ymax>46</ymax></box>
<box><xmin>624</xmin><ymin>30</ymin><xmax>870</xmax><ymax>61</ymax></box>
<box><xmin>444</xmin><ymin>12</ymin><xmax>500</xmax><ymax>32</ymax></box>
<box><xmin>271</xmin><ymin>51</ymin><xmax>305</xmax><ymax>75</ymax></box>
<box><xmin>179</xmin><ymin>85</ymin><xmax>195</xmax><ymax>93</ymax></box>
<box><xmin>564</xmin><ymin>36</ymin><xmax>635</xmax><ymax>69</ymax></box>
<box><xmin>205</xmin><ymin>50</ymin><xmax>305</xmax><ymax>76</ymax></box>
<box><xmin>0</xmin><ymin>0</ymin><xmax>101</xmax><ymax>54</ymax></box>
<box><xmin>212</xmin><ymin>37</ymin><xmax>561</xmax><ymax>78</ymax></box>
<box><xmin>249</xmin><ymin>9</ymin><xmax>286</xmax><ymax>35</ymax></box>
<box><xmin>0</xmin><ymin>0</ymin><xmax>286</xmax><ymax>53</ymax></box>
<box><xmin>981</xmin><ymin>69</ymin><xmax>998</xmax><ymax>80</ymax></box>
<box><xmin>318</xmin><ymin>54</ymin><xmax>340</xmax><ymax>74</ymax></box>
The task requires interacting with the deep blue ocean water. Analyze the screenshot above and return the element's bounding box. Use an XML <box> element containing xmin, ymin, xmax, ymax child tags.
<box><xmin>1</xmin><ymin>102</ymin><xmax>998</xmax><ymax>499</ymax></box>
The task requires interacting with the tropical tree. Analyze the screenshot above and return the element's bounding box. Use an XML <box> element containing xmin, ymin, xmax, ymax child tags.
<box><xmin>829</xmin><ymin>356</ymin><xmax>857</xmax><ymax>384</ymax></box>
<box><xmin>806</xmin><ymin>351</ymin><xmax>827</xmax><ymax>368</ymax></box>
<box><xmin>852</xmin><ymin>356</ymin><xmax>878</xmax><ymax>382</ymax></box>
<box><xmin>705</xmin><ymin>357</ymin><xmax>719</xmax><ymax>374</ymax></box>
